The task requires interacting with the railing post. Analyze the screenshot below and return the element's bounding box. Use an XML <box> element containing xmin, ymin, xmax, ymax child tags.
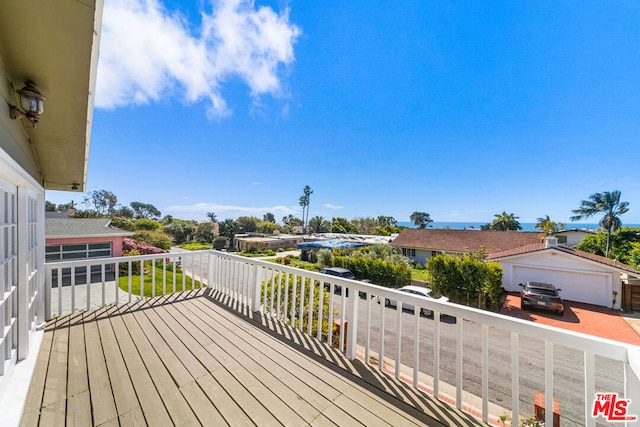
<box><xmin>207</xmin><ymin>251</ymin><xmax>215</xmax><ymax>289</ymax></box>
<box><xmin>345</xmin><ymin>289</ymin><xmax>359</xmax><ymax>360</ymax></box>
<box><xmin>252</xmin><ymin>265</ymin><xmax>262</xmax><ymax>312</ymax></box>
<box><xmin>44</xmin><ymin>265</ymin><xmax>51</xmax><ymax>321</ymax></box>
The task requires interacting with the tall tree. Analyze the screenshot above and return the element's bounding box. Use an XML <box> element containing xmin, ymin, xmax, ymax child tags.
<box><xmin>534</xmin><ymin>215</ymin><xmax>565</xmax><ymax>235</ymax></box>
<box><xmin>570</xmin><ymin>190</ymin><xmax>630</xmax><ymax>257</ymax></box>
<box><xmin>410</xmin><ymin>211</ymin><xmax>433</xmax><ymax>229</ymax></box>
<box><xmin>84</xmin><ymin>190</ymin><xmax>118</xmax><ymax>216</ymax></box>
<box><xmin>485</xmin><ymin>212</ymin><xmax>522</xmax><ymax>231</ymax></box>
<box><xmin>282</xmin><ymin>215</ymin><xmax>303</xmax><ymax>233</ymax></box>
<box><xmin>130</xmin><ymin>201</ymin><xmax>161</xmax><ymax>219</ymax></box>
<box><xmin>207</xmin><ymin>212</ymin><xmax>218</xmax><ymax>222</ymax></box>
<box><xmin>263</xmin><ymin>212</ymin><xmax>275</xmax><ymax>223</ymax></box>
<box><xmin>377</xmin><ymin>216</ymin><xmax>397</xmax><ymax>227</ymax></box>
<box><xmin>299</xmin><ymin>185</ymin><xmax>313</xmax><ymax>231</ymax></box>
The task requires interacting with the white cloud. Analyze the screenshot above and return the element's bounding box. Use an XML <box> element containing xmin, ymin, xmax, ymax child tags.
<box><xmin>164</xmin><ymin>202</ymin><xmax>298</xmax><ymax>220</ymax></box>
<box><xmin>96</xmin><ymin>0</ymin><xmax>300</xmax><ymax>118</ymax></box>
<box><xmin>323</xmin><ymin>204</ymin><xmax>343</xmax><ymax>210</ymax></box>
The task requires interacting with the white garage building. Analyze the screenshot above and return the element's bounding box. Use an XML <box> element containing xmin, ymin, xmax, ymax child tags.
<box><xmin>489</xmin><ymin>237</ymin><xmax>640</xmax><ymax>309</ymax></box>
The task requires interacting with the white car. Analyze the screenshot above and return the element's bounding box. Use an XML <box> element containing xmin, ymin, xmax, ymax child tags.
<box><xmin>384</xmin><ymin>285</ymin><xmax>448</xmax><ymax>317</ymax></box>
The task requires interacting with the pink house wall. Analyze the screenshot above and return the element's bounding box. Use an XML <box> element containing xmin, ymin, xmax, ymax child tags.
<box><xmin>45</xmin><ymin>236</ymin><xmax>125</xmax><ymax>257</ymax></box>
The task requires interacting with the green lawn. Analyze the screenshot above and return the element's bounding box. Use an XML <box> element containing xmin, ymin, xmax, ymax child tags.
<box><xmin>118</xmin><ymin>266</ymin><xmax>202</xmax><ymax>298</ymax></box>
<box><xmin>411</xmin><ymin>268</ymin><xmax>431</xmax><ymax>282</ymax></box>
<box><xmin>178</xmin><ymin>242</ymin><xmax>212</xmax><ymax>251</ymax></box>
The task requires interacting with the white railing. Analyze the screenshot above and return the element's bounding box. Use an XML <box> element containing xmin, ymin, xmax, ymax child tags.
<box><xmin>44</xmin><ymin>250</ymin><xmax>640</xmax><ymax>426</ymax></box>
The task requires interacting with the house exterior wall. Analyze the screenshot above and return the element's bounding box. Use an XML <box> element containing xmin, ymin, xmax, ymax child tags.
<box><xmin>499</xmin><ymin>250</ymin><xmax>620</xmax><ymax>309</ymax></box>
<box><xmin>45</xmin><ymin>236</ymin><xmax>125</xmax><ymax>257</ymax></box>
<box><xmin>554</xmin><ymin>231</ymin><xmax>592</xmax><ymax>247</ymax></box>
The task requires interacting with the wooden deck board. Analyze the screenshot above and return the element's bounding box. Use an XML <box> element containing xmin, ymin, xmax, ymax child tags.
<box><xmin>21</xmin><ymin>289</ymin><xmax>487</xmax><ymax>426</ymax></box>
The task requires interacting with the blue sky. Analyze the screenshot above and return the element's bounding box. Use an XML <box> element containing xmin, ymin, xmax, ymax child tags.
<box><xmin>46</xmin><ymin>0</ymin><xmax>640</xmax><ymax>225</ymax></box>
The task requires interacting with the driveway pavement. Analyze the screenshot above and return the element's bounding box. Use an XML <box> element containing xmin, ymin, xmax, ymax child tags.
<box><xmin>500</xmin><ymin>293</ymin><xmax>640</xmax><ymax>346</ymax></box>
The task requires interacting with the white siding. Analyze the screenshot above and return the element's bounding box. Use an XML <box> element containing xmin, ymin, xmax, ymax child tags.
<box><xmin>499</xmin><ymin>250</ymin><xmax>620</xmax><ymax>308</ymax></box>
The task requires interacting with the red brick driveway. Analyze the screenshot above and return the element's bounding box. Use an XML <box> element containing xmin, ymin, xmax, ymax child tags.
<box><xmin>501</xmin><ymin>293</ymin><xmax>640</xmax><ymax>346</ymax></box>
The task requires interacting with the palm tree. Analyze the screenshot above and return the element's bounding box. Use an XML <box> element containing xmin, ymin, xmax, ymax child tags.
<box><xmin>308</xmin><ymin>216</ymin><xmax>329</xmax><ymax>233</ymax></box>
<box><xmin>570</xmin><ymin>191</ymin><xmax>629</xmax><ymax>257</ymax></box>
<box><xmin>489</xmin><ymin>212</ymin><xmax>522</xmax><ymax>231</ymax></box>
<box><xmin>534</xmin><ymin>215</ymin><xmax>565</xmax><ymax>235</ymax></box>
<box><xmin>299</xmin><ymin>185</ymin><xmax>313</xmax><ymax>231</ymax></box>
<box><xmin>206</xmin><ymin>212</ymin><xmax>217</xmax><ymax>223</ymax></box>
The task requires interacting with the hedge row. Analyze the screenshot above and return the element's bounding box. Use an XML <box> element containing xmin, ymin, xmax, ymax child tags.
<box><xmin>332</xmin><ymin>256</ymin><xmax>411</xmax><ymax>288</ymax></box>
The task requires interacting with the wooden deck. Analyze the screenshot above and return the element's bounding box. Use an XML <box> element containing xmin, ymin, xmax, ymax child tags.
<box><xmin>20</xmin><ymin>289</ymin><xmax>485</xmax><ymax>426</ymax></box>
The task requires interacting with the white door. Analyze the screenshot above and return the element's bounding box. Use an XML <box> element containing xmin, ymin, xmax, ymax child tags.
<box><xmin>513</xmin><ymin>266</ymin><xmax>609</xmax><ymax>306</ymax></box>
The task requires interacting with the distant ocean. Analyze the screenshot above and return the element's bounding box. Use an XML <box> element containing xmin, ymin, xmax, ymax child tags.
<box><xmin>396</xmin><ymin>222</ymin><xmax>640</xmax><ymax>232</ymax></box>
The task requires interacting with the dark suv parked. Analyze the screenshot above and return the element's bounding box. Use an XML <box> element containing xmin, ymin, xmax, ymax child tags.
<box><xmin>319</xmin><ymin>267</ymin><xmax>355</xmax><ymax>296</ymax></box>
<box><xmin>519</xmin><ymin>281</ymin><xmax>564</xmax><ymax>315</ymax></box>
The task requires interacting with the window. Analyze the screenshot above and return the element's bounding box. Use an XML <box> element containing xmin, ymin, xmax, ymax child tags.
<box><xmin>45</xmin><ymin>242</ymin><xmax>113</xmax><ymax>262</ymax></box>
<box><xmin>46</xmin><ymin>242</ymin><xmax>114</xmax><ymax>283</ymax></box>
<box><xmin>431</xmin><ymin>251</ymin><xmax>438</xmax><ymax>257</ymax></box>
<box><xmin>402</xmin><ymin>248</ymin><xmax>415</xmax><ymax>257</ymax></box>
<box><xmin>556</xmin><ymin>236</ymin><xmax>567</xmax><ymax>244</ymax></box>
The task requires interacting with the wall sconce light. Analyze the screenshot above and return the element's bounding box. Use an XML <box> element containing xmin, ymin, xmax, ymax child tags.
<box><xmin>9</xmin><ymin>81</ymin><xmax>46</xmax><ymax>127</ymax></box>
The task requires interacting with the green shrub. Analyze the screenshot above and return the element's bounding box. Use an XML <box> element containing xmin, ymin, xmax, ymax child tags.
<box><xmin>316</xmin><ymin>248</ymin><xmax>333</xmax><ymax>267</ymax></box>
<box><xmin>333</xmin><ymin>256</ymin><xmax>411</xmax><ymax>288</ymax></box>
<box><xmin>133</xmin><ymin>230</ymin><xmax>172</xmax><ymax>250</ymax></box>
<box><xmin>426</xmin><ymin>252</ymin><xmax>503</xmax><ymax>310</ymax></box>
<box><xmin>213</xmin><ymin>236</ymin><xmax>227</xmax><ymax>250</ymax></box>
<box><xmin>135</xmin><ymin>218</ymin><xmax>160</xmax><ymax>231</ymax></box>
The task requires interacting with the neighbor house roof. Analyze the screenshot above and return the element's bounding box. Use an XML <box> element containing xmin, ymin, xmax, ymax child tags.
<box><xmin>488</xmin><ymin>243</ymin><xmax>640</xmax><ymax>276</ymax></box>
<box><xmin>391</xmin><ymin>229</ymin><xmax>545</xmax><ymax>254</ymax></box>
<box><xmin>45</xmin><ymin>218</ymin><xmax>134</xmax><ymax>239</ymax></box>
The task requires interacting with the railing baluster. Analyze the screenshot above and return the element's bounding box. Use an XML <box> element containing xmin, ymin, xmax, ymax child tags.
<box><xmin>307</xmin><ymin>276</ymin><xmax>313</xmax><ymax>334</ymax></box>
<box><xmin>413</xmin><ymin>308</ymin><xmax>420</xmax><ymax>388</ymax></box>
<box><xmin>456</xmin><ymin>317</ymin><xmax>463</xmax><ymax>409</ymax></box>
<box><xmin>298</xmin><ymin>276</ymin><xmax>305</xmax><ymax>332</ymax></box>
<box><xmin>101</xmin><ymin>264</ymin><xmax>106</xmax><ymax>308</ymax></box>
<box><xmin>545</xmin><ymin>341</ymin><xmax>554</xmax><ymax>427</ymax></box>
<box><xmin>86</xmin><ymin>265</ymin><xmax>91</xmax><ymax>312</ymax></box>
<box><xmin>327</xmin><ymin>281</ymin><xmax>334</xmax><ymax>346</ymax></box>
<box><xmin>172</xmin><ymin>259</ymin><xmax>176</xmax><ymax>294</ymax></box>
<box><xmin>128</xmin><ymin>261</ymin><xmax>132</xmax><ymax>303</ymax></box>
<box><xmin>290</xmin><ymin>274</ymin><xmax>297</xmax><ymax>328</ymax></box>
<box><xmin>316</xmin><ymin>279</ymin><xmax>323</xmax><ymax>341</ymax></box>
<box><xmin>181</xmin><ymin>256</ymin><xmax>186</xmax><ymax>292</ymax></box>
<box><xmin>139</xmin><ymin>260</ymin><xmax>144</xmax><ymax>299</ymax></box>
<box><xmin>365</xmin><ymin>293</ymin><xmax>371</xmax><ymax>365</ymax></box>
<box><xmin>162</xmin><ymin>258</ymin><xmax>167</xmax><ymax>295</ymax></box>
<box><xmin>151</xmin><ymin>259</ymin><xmax>156</xmax><ymax>298</ymax></box>
<box><xmin>511</xmin><ymin>332</ymin><xmax>519</xmax><ymax>423</ymax></box>
<box><xmin>276</xmin><ymin>271</ymin><xmax>283</xmax><ymax>321</ymax></box>
<box><xmin>339</xmin><ymin>288</ymin><xmax>345</xmax><ymax>353</ymax></box>
<box><xmin>482</xmin><ymin>324</ymin><xmax>489</xmax><ymax>422</ymax></box>
<box><xmin>270</xmin><ymin>269</ymin><xmax>276</xmax><ymax>316</ymax></box>
<box><xmin>584</xmin><ymin>351</ymin><xmax>595</xmax><ymax>427</ymax></box>
<box><xmin>395</xmin><ymin>301</ymin><xmax>402</xmax><ymax>379</ymax></box>
<box><xmin>378</xmin><ymin>298</ymin><xmax>385</xmax><ymax>371</ymax></box>
<box><xmin>283</xmin><ymin>272</ymin><xmax>289</xmax><ymax>324</ymax></box>
<box><xmin>57</xmin><ymin>267</ymin><xmax>62</xmax><ymax>316</ymax></box>
<box><xmin>434</xmin><ymin>310</ymin><xmax>440</xmax><ymax>399</ymax></box>
<box><xmin>115</xmin><ymin>262</ymin><xmax>119</xmax><ymax>305</ymax></box>
<box><xmin>70</xmin><ymin>266</ymin><xmax>76</xmax><ymax>314</ymax></box>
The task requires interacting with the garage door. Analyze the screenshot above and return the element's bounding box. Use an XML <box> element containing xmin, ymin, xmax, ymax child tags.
<box><xmin>513</xmin><ymin>266</ymin><xmax>609</xmax><ymax>307</ymax></box>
